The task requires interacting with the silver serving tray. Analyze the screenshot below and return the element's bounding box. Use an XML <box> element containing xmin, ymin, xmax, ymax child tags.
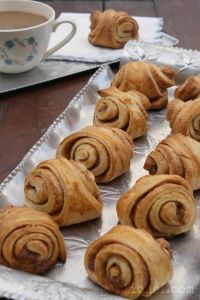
<box><xmin>0</xmin><ymin>33</ymin><xmax>177</xmax><ymax>95</ymax></box>
<box><xmin>1</xmin><ymin>42</ymin><xmax>200</xmax><ymax>300</ymax></box>
<box><xmin>0</xmin><ymin>60</ymin><xmax>101</xmax><ymax>95</ymax></box>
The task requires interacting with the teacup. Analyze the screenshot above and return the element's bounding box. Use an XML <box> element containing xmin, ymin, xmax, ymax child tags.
<box><xmin>0</xmin><ymin>0</ymin><xmax>76</xmax><ymax>73</ymax></box>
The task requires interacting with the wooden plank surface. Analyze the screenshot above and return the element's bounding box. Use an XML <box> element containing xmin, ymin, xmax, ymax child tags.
<box><xmin>0</xmin><ymin>70</ymin><xmax>97</xmax><ymax>182</ymax></box>
<box><xmin>44</xmin><ymin>1</ymin><xmax>102</xmax><ymax>17</ymax></box>
<box><xmin>105</xmin><ymin>0</ymin><xmax>156</xmax><ymax>17</ymax></box>
<box><xmin>154</xmin><ymin>0</ymin><xmax>200</xmax><ymax>49</ymax></box>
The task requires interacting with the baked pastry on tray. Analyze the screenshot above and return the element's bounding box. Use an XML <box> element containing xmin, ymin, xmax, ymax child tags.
<box><xmin>84</xmin><ymin>225</ymin><xmax>173</xmax><ymax>299</ymax></box>
<box><xmin>174</xmin><ymin>74</ymin><xmax>200</xmax><ymax>101</ymax></box>
<box><xmin>93</xmin><ymin>87</ymin><xmax>150</xmax><ymax>139</ymax></box>
<box><xmin>24</xmin><ymin>158</ymin><xmax>103</xmax><ymax>226</ymax></box>
<box><xmin>167</xmin><ymin>97</ymin><xmax>200</xmax><ymax>141</ymax></box>
<box><xmin>112</xmin><ymin>61</ymin><xmax>175</xmax><ymax>110</ymax></box>
<box><xmin>0</xmin><ymin>206</ymin><xmax>66</xmax><ymax>274</ymax></box>
<box><xmin>144</xmin><ymin>133</ymin><xmax>200</xmax><ymax>190</ymax></box>
<box><xmin>56</xmin><ymin>126</ymin><xmax>133</xmax><ymax>183</ymax></box>
<box><xmin>117</xmin><ymin>174</ymin><xmax>196</xmax><ymax>238</ymax></box>
<box><xmin>89</xmin><ymin>9</ymin><xmax>139</xmax><ymax>49</ymax></box>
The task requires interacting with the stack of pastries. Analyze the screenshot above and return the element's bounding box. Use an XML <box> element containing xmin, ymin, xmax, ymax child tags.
<box><xmin>1</xmin><ymin>22</ymin><xmax>200</xmax><ymax>298</ymax></box>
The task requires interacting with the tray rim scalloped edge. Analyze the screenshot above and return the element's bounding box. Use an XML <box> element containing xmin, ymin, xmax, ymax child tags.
<box><xmin>0</xmin><ymin>64</ymin><xmax>115</xmax><ymax>300</ymax></box>
<box><xmin>1</xmin><ymin>41</ymin><xmax>200</xmax><ymax>300</ymax></box>
<box><xmin>0</xmin><ymin>61</ymin><xmax>102</xmax><ymax>95</ymax></box>
<box><xmin>2</xmin><ymin>41</ymin><xmax>200</xmax><ymax>193</ymax></box>
<box><xmin>0</xmin><ymin>63</ymin><xmax>110</xmax><ymax>193</ymax></box>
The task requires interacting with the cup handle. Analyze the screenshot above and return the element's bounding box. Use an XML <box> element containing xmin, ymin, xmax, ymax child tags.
<box><xmin>42</xmin><ymin>20</ymin><xmax>77</xmax><ymax>61</ymax></box>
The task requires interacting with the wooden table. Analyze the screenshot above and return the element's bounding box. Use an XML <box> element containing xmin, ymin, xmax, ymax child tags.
<box><xmin>0</xmin><ymin>0</ymin><xmax>199</xmax><ymax>183</ymax></box>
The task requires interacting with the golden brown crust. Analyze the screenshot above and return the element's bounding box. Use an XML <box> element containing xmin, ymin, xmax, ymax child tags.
<box><xmin>143</xmin><ymin>133</ymin><xmax>200</xmax><ymax>190</ymax></box>
<box><xmin>174</xmin><ymin>75</ymin><xmax>200</xmax><ymax>101</ymax></box>
<box><xmin>167</xmin><ymin>97</ymin><xmax>200</xmax><ymax>141</ymax></box>
<box><xmin>93</xmin><ymin>87</ymin><xmax>150</xmax><ymax>139</ymax></box>
<box><xmin>150</xmin><ymin>91</ymin><xmax>168</xmax><ymax>110</ymax></box>
<box><xmin>89</xmin><ymin>9</ymin><xmax>139</xmax><ymax>49</ymax></box>
<box><xmin>126</xmin><ymin>90</ymin><xmax>151</xmax><ymax>110</ymax></box>
<box><xmin>56</xmin><ymin>126</ymin><xmax>133</xmax><ymax>183</ymax></box>
<box><xmin>24</xmin><ymin>158</ymin><xmax>102</xmax><ymax>226</ymax></box>
<box><xmin>112</xmin><ymin>61</ymin><xmax>175</xmax><ymax>110</ymax></box>
<box><xmin>84</xmin><ymin>225</ymin><xmax>173</xmax><ymax>299</ymax></box>
<box><xmin>117</xmin><ymin>174</ymin><xmax>196</xmax><ymax>238</ymax></box>
<box><xmin>156</xmin><ymin>238</ymin><xmax>172</xmax><ymax>259</ymax></box>
<box><xmin>0</xmin><ymin>206</ymin><xmax>66</xmax><ymax>274</ymax></box>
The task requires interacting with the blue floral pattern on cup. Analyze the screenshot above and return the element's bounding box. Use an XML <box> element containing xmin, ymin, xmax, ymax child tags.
<box><xmin>27</xmin><ymin>37</ymin><xmax>35</xmax><ymax>45</ymax></box>
<box><xmin>0</xmin><ymin>37</ymin><xmax>38</xmax><ymax>66</ymax></box>
<box><xmin>5</xmin><ymin>40</ymin><xmax>14</xmax><ymax>49</ymax></box>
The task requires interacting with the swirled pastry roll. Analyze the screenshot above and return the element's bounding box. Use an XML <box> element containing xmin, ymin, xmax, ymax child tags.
<box><xmin>89</xmin><ymin>9</ymin><xmax>139</xmax><ymax>49</ymax></box>
<box><xmin>144</xmin><ymin>134</ymin><xmax>200</xmax><ymax>190</ymax></box>
<box><xmin>93</xmin><ymin>87</ymin><xmax>150</xmax><ymax>139</ymax></box>
<box><xmin>84</xmin><ymin>225</ymin><xmax>173</xmax><ymax>299</ymax></box>
<box><xmin>112</xmin><ymin>61</ymin><xmax>175</xmax><ymax>110</ymax></box>
<box><xmin>24</xmin><ymin>158</ymin><xmax>102</xmax><ymax>226</ymax></box>
<box><xmin>167</xmin><ymin>98</ymin><xmax>200</xmax><ymax>141</ymax></box>
<box><xmin>56</xmin><ymin>126</ymin><xmax>133</xmax><ymax>183</ymax></box>
<box><xmin>0</xmin><ymin>206</ymin><xmax>66</xmax><ymax>274</ymax></box>
<box><xmin>117</xmin><ymin>175</ymin><xmax>196</xmax><ymax>238</ymax></box>
<box><xmin>174</xmin><ymin>75</ymin><xmax>200</xmax><ymax>101</ymax></box>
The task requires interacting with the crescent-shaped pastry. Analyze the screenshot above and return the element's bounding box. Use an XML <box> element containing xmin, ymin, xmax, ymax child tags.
<box><xmin>112</xmin><ymin>61</ymin><xmax>175</xmax><ymax>110</ymax></box>
<box><xmin>56</xmin><ymin>126</ymin><xmax>133</xmax><ymax>183</ymax></box>
<box><xmin>143</xmin><ymin>133</ymin><xmax>200</xmax><ymax>191</ymax></box>
<box><xmin>117</xmin><ymin>175</ymin><xmax>196</xmax><ymax>238</ymax></box>
<box><xmin>0</xmin><ymin>206</ymin><xmax>66</xmax><ymax>274</ymax></box>
<box><xmin>167</xmin><ymin>98</ymin><xmax>200</xmax><ymax>141</ymax></box>
<box><xmin>84</xmin><ymin>225</ymin><xmax>173</xmax><ymax>299</ymax></box>
<box><xmin>24</xmin><ymin>158</ymin><xmax>102</xmax><ymax>226</ymax></box>
<box><xmin>174</xmin><ymin>75</ymin><xmax>200</xmax><ymax>101</ymax></box>
<box><xmin>89</xmin><ymin>9</ymin><xmax>139</xmax><ymax>49</ymax></box>
<box><xmin>93</xmin><ymin>87</ymin><xmax>151</xmax><ymax>139</ymax></box>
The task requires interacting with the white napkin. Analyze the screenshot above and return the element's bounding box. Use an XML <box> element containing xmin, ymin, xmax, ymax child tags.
<box><xmin>50</xmin><ymin>13</ymin><xmax>163</xmax><ymax>63</ymax></box>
